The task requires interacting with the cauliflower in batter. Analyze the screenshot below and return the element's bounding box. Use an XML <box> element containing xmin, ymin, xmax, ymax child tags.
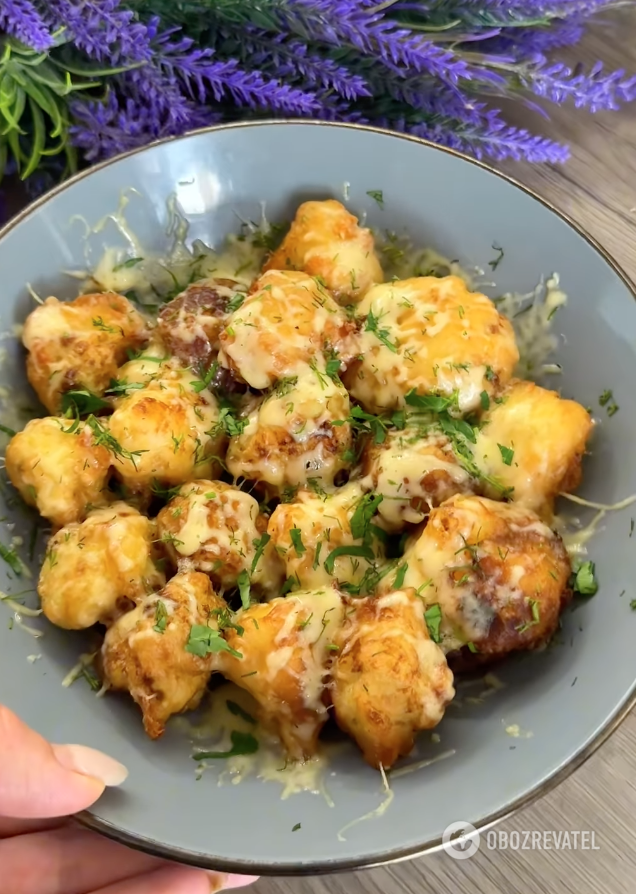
<box><xmin>38</xmin><ymin>503</ymin><xmax>164</xmax><ymax>630</ymax></box>
<box><xmin>263</xmin><ymin>199</ymin><xmax>383</xmax><ymax>303</ymax></box>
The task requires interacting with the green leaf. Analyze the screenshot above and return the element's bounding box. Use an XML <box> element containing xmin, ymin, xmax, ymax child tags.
<box><xmin>405</xmin><ymin>390</ymin><xmax>454</xmax><ymax>412</ymax></box>
<box><xmin>192</xmin><ymin>730</ymin><xmax>259</xmax><ymax>760</ymax></box>
<box><xmin>497</xmin><ymin>443</ymin><xmax>514</xmax><ymax>466</ymax></box>
<box><xmin>60</xmin><ymin>389</ymin><xmax>111</xmax><ymax>415</ymax></box>
<box><xmin>571</xmin><ymin>561</ymin><xmax>598</xmax><ymax>597</ymax></box>
<box><xmin>324</xmin><ymin>544</ymin><xmax>375</xmax><ymax>576</ymax></box>
<box><xmin>153</xmin><ymin>600</ymin><xmax>168</xmax><ymax>634</ymax></box>
<box><xmin>0</xmin><ymin>423</ymin><xmax>16</xmax><ymax>437</ymax></box>
<box><xmin>251</xmin><ymin>532</ymin><xmax>271</xmax><ymax>573</ymax></box>
<box><xmin>185</xmin><ymin>624</ymin><xmax>242</xmax><ymax>659</ymax></box>
<box><xmin>289</xmin><ymin>527</ymin><xmax>306</xmax><ymax>556</ymax></box>
<box><xmin>226</xmin><ymin>700</ymin><xmax>256</xmax><ymax>724</ymax></box>
<box><xmin>350</xmin><ymin>493</ymin><xmax>383</xmax><ymax>542</ymax></box>
<box><xmin>23</xmin><ymin>97</ymin><xmax>46</xmax><ymax>179</ymax></box>
<box><xmin>424</xmin><ymin>603</ymin><xmax>442</xmax><ymax>643</ymax></box>
<box><xmin>393</xmin><ymin>562</ymin><xmax>408</xmax><ymax>589</ymax></box>
<box><xmin>237</xmin><ymin>569</ymin><xmax>251</xmax><ymax>610</ymax></box>
<box><xmin>0</xmin><ymin>541</ymin><xmax>22</xmax><ymax>575</ymax></box>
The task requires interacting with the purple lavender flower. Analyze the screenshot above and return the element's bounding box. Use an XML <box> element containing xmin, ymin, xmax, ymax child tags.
<box><xmin>236</xmin><ymin>28</ymin><xmax>371</xmax><ymax>101</ymax></box>
<box><xmin>393</xmin><ymin>114</ymin><xmax>571</xmax><ymax>164</ymax></box>
<box><xmin>0</xmin><ymin>0</ymin><xmax>53</xmax><ymax>52</ymax></box>
<box><xmin>44</xmin><ymin>0</ymin><xmax>153</xmax><ymax>63</ymax></box>
<box><xmin>523</xmin><ymin>55</ymin><xmax>636</xmax><ymax>111</ymax></box>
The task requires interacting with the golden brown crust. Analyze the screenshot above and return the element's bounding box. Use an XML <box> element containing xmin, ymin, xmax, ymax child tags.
<box><xmin>22</xmin><ymin>292</ymin><xmax>149</xmax><ymax>412</ymax></box>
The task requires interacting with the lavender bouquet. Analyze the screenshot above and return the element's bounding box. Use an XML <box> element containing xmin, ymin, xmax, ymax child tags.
<box><xmin>0</xmin><ymin>0</ymin><xmax>635</xmax><ymax>191</ymax></box>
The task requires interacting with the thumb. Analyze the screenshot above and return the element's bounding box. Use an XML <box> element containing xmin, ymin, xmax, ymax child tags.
<box><xmin>0</xmin><ymin>705</ymin><xmax>128</xmax><ymax>819</ymax></box>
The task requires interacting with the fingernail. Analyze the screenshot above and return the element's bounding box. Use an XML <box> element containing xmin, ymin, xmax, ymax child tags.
<box><xmin>53</xmin><ymin>744</ymin><xmax>129</xmax><ymax>787</ymax></box>
<box><xmin>207</xmin><ymin>873</ymin><xmax>260</xmax><ymax>891</ymax></box>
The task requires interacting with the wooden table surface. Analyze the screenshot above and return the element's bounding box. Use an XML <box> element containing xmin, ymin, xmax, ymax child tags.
<box><xmin>254</xmin><ymin>10</ymin><xmax>636</xmax><ymax>894</ymax></box>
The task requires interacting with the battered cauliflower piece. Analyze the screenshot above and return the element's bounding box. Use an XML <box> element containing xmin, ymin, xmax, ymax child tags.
<box><xmin>361</xmin><ymin>426</ymin><xmax>478</xmax><ymax>531</ymax></box>
<box><xmin>263</xmin><ymin>199</ymin><xmax>383</xmax><ymax>304</ymax></box>
<box><xmin>344</xmin><ymin>276</ymin><xmax>519</xmax><ymax>415</ymax></box>
<box><xmin>22</xmin><ymin>292</ymin><xmax>149</xmax><ymax>412</ymax></box>
<box><xmin>226</xmin><ymin>363</ymin><xmax>353</xmax><ymax>494</ymax></box>
<box><xmin>107</xmin><ymin>363</ymin><xmax>225</xmax><ymax>493</ymax></box>
<box><xmin>38</xmin><ymin>503</ymin><xmax>164</xmax><ymax>630</ymax></box>
<box><xmin>157</xmin><ymin>278</ymin><xmax>247</xmax><ymax>371</ymax></box>
<box><xmin>156</xmin><ymin>480</ymin><xmax>283</xmax><ymax>595</ymax></box>
<box><xmin>267</xmin><ymin>482</ymin><xmax>386</xmax><ymax>592</ymax></box>
<box><xmin>473</xmin><ymin>379</ymin><xmax>593</xmax><ymax>516</ymax></box>
<box><xmin>216</xmin><ymin>588</ymin><xmax>345</xmax><ymax>760</ymax></box>
<box><xmin>331</xmin><ymin>590</ymin><xmax>455</xmax><ymax>769</ymax></box>
<box><xmin>397</xmin><ymin>495</ymin><xmax>572</xmax><ymax>662</ymax></box>
<box><xmin>102</xmin><ymin>571</ymin><xmax>223</xmax><ymax>739</ymax></box>
<box><xmin>218</xmin><ymin>269</ymin><xmax>357</xmax><ymax>390</ymax></box>
<box><xmin>5</xmin><ymin>416</ymin><xmax>111</xmax><ymax>528</ymax></box>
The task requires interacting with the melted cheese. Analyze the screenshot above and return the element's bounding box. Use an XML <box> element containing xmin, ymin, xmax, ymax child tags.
<box><xmin>347</xmin><ymin>276</ymin><xmax>518</xmax><ymax>415</ymax></box>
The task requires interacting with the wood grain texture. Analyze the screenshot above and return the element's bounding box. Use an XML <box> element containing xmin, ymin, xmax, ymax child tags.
<box><xmin>253</xmin><ymin>11</ymin><xmax>636</xmax><ymax>894</ymax></box>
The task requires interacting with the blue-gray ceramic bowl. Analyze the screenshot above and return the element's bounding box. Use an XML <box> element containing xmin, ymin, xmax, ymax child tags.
<box><xmin>0</xmin><ymin>121</ymin><xmax>635</xmax><ymax>876</ymax></box>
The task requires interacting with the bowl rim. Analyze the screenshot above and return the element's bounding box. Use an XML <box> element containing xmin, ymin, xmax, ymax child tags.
<box><xmin>5</xmin><ymin>118</ymin><xmax>636</xmax><ymax>876</ymax></box>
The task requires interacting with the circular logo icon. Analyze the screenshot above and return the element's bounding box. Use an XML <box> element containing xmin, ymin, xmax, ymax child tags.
<box><xmin>442</xmin><ymin>821</ymin><xmax>480</xmax><ymax>860</ymax></box>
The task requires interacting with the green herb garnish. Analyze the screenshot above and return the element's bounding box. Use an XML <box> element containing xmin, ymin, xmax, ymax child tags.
<box><xmin>153</xmin><ymin>600</ymin><xmax>168</xmax><ymax>634</ymax></box>
<box><xmin>0</xmin><ymin>423</ymin><xmax>16</xmax><ymax>437</ymax></box>
<box><xmin>185</xmin><ymin>625</ymin><xmax>242</xmax><ymax>659</ymax></box>
<box><xmin>497</xmin><ymin>444</ymin><xmax>514</xmax><ymax>466</ymax></box>
<box><xmin>289</xmin><ymin>528</ymin><xmax>306</xmax><ymax>556</ymax></box>
<box><xmin>237</xmin><ymin>570</ymin><xmax>251</xmax><ymax>610</ymax></box>
<box><xmin>61</xmin><ymin>389</ymin><xmax>111</xmax><ymax>415</ymax></box>
<box><xmin>366</xmin><ymin>189</ymin><xmax>384</xmax><ymax>209</ymax></box>
<box><xmin>365</xmin><ymin>308</ymin><xmax>398</xmax><ymax>353</ymax></box>
<box><xmin>226</xmin><ymin>700</ymin><xmax>256</xmax><ymax>724</ymax></box>
<box><xmin>571</xmin><ymin>561</ymin><xmax>598</xmax><ymax>597</ymax></box>
<box><xmin>424</xmin><ymin>603</ymin><xmax>442</xmax><ymax>643</ymax></box>
<box><xmin>113</xmin><ymin>257</ymin><xmax>144</xmax><ymax>271</ymax></box>
<box><xmin>192</xmin><ymin>730</ymin><xmax>258</xmax><ymax>760</ymax></box>
<box><xmin>251</xmin><ymin>533</ymin><xmax>271</xmax><ymax>573</ymax></box>
<box><xmin>488</xmin><ymin>243</ymin><xmax>504</xmax><ymax>271</ymax></box>
<box><xmin>324</xmin><ymin>544</ymin><xmax>375</xmax><ymax>575</ymax></box>
<box><xmin>480</xmin><ymin>391</ymin><xmax>490</xmax><ymax>411</ymax></box>
<box><xmin>0</xmin><ymin>542</ymin><xmax>22</xmax><ymax>575</ymax></box>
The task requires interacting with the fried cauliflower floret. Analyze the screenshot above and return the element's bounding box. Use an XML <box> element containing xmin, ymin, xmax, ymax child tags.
<box><xmin>157</xmin><ymin>278</ymin><xmax>247</xmax><ymax>371</ymax></box>
<box><xmin>5</xmin><ymin>416</ymin><xmax>111</xmax><ymax>527</ymax></box>
<box><xmin>268</xmin><ymin>482</ymin><xmax>385</xmax><ymax>592</ymax></box>
<box><xmin>397</xmin><ymin>495</ymin><xmax>571</xmax><ymax>662</ymax></box>
<box><xmin>361</xmin><ymin>426</ymin><xmax>478</xmax><ymax>531</ymax></box>
<box><xmin>38</xmin><ymin>503</ymin><xmax>164</xmax><ymax>630</ymax></box>
<box><xmin>263</xmin><ymin>199</ymin><xmax>383</xmax><ymax>304</ymax></box>
<box><xmin>102</xmin><ymin>571</ymin><xmax>223</xmax><ymax>739</ymax></box>
<box><xmin>216</xmin><ymin>588</ymin><xmax>345</xmax><ymax>760</ymax></box>
<box><xmin>218</xmin><ymin>270</ymin><xmax>357</xmax><ymax>390</ymax></box>
<box><xmin>156</xmin><ymin>480</ymin><xmax>283</xmax><ymax>595</ymax></box>
<box><xmin>344</xmin><ymin>276</ymin><xmax>519</xmax><ymax>415</ymax></box>
<box><xmin>473</xmin><ymin>379</ymin><xmax>593</xmax><ymax>517</ymax></box>
<box><xmin>107</xmin><ymin>364</ymin><xmax>225</xmax><ymax>493</ymax></box>
<box><xmin>226</xmin><ymin>363</ymin><xmax>352</xmax><ymax>494</ymax></box>
<box><xmin>22</xmin><ymin>292</ymin><xmax>149</xmax><ymax>412</ymax></box>
<box><xmin>331</xmin><ymin>589</ymin><xmax>455</xmax><ymax>769</ymax></box>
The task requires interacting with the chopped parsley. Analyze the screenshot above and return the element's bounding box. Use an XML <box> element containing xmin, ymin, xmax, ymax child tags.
<box><xmin>350</xmin><ymin>493</ymin><xmax>384</xmax><ymax>543</ymax></box>
<box><xmin>237</xmin><ymin>570</ymin><xmax>251</xmax><ymax>610</ymax></box>
<box><xmin>113</xmin><ymin>256</ymin><xmax>144</xmax><ymax>271</ymax></box>
<box><xmin>185</xmin><ymin>624</ymin><xmax>242</xmax><ymax>659</ymax></box>
<box><xmin>325</xmin><ymin>357</ymin><xmax>342</xmax><ymax>381</ymax></box>
<box><xmin>212</xmin><ymin>405</ymin><xmax>249</xmax><ymax>438</ymax></box>
<box><xmin>153</xmin><ymin>600</ymin><xmax>168</xmax><ymax>634</ymax></box>
<box><xmin>334</xmin><ymin>405</ymin><xmax>391</xmax><ymax>445</ymax></box>
<box><xmin>497</xmin><ymin>444</ymin><xmax>514</xmax><ymax>466</ymax></box>
<box><xmin>324</xmin><ymin>544</ymin><xmax>375</xmax><ymax>575</ymax></box>
<box><xmin>192</xmin><ymin>730</ymin><xmax>259</xmax><ymax>760</ymax></box>
<box><xmin>106</xmin><ymin>379</ymin><xmax>145</xmax><ymax>397</ymax></box>
<box><xmin>599</xmin><ymin>389</ymin><xmax>619</xmax><ymax>416</ymax></box>
<box><xmin>365</xmin><ymin>308</ymin><xmax>398</xmax><ymax>353</ymax></box>
<box><xmin>61</xmin><ymin>389</ymin><xmax>111</xmax><ymax>415</ymax></box>
<box><xmin>480</xmin><ymin>391</ymin><xmax>490</xmax><ymax>411</ymax></box>
<box><xmin>366</xmin><ymin>189</ymin><xmax>384</xmax><ymax>209</ymax></box>
<box><xmin>393</xmin><ymin>562</ymin><xmax>408</xmax><ymax>589</ymax></box>
<box><xmin>570</xmin><ymin>560</ymin><xmax>598</xmax><ymax>597</ymax></box>
<box><xmin>0</xmin><ymin>423</ymin><xmax>16</xmax><ymax>437</ymax></box>
<box><xmin>292</xmin><ymin>823</ymin><xmax>302</xmax><ymax>832</ymax></box>
<box><xmin>251</xmin><ymin>533</ymin><xmax>271</xmax><ymax>573</ymax></box>
<box><xmin>289</xmin><ymin>527</ymin><xmax>306</xmax><ymax>556</ymax></box>
<box><xmin>424</xmin><ymin>603</ymin><xmax>442</xmax><ymax>643</ymax></box>
<box><xmin>226</xmin><ymin>700</ymin><xmax>256</xmax><ymax>724</ymax></box>
<box><xmin>630</xmin><ymin>600</ymin><xmax>636</xmax><ymax>611</ymax></box>
<box><xmin>488</xmin><ymin>243</ymin><xmax>504</xmax><ymax>271</ymax></box>
<box><xmin>191</xmin><ymin>362</ymin><xmax>218</xmax><ymax>394</ymax></box>
<box><xmin>466</xmin><ymin>642</ymin><xmax>479</xmax><ymax>653</ymax></box>
<box><xmin>404</xmin><ymin>390</ymin><xmax>455</xmax><ymax>413</ymax></box>
<box><xmin>226</xmin><ymin>292</ymin><xmax>246</xmax><ymax>313</ymax></box>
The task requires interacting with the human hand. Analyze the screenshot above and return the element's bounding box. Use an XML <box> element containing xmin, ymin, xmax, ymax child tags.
<box><xmin>0</xmin><ymin>706</ymin><xmax>259</xmax><ymax>894</ymax></box>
